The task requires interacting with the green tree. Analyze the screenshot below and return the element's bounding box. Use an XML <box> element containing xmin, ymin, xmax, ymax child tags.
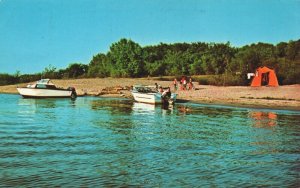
<box><xmin>65</xmin><ymin>63</ymin><xmax>88</xmax><ymax>78</ymax></box>
<box><xmin>163</xmin><ymin>51</ymin><xmax>191</xmax><ymax>76</ymax></box>
<box><xmin>276</xmin><ymin>42</ymin><xmax>288</xmax><ymax>58</ymax></box>
<box><xmin>88</xmin><ymin>53</ymin><xmax>110</xmax><ymax>77</ymax></box>
<box><xmin>207</xmin><ymin>42</ymin><xmax>236</xmax><ymax>75</ymax></box>
<box><xmin>145</xmin><ymin>60</ymin><xmax>167</xmax><ymax>76</ymax></box>
<box><xmin>189</xmin><ymin>56</ymin><xmax>203</xmax><ymax>75</ymax></box>
<box><xmin>108</xmin><ymin>38</ymin><xmax>144</xmax><ymax>77</ymax></box>
<box><xmin>286</xmin><ymin>40</ymin><xmax>300</xmax><ymax>60</ymax></box>
<box><xmin>42</xmin><ymin>64</ymin><xmax>58</xmax><ymax>79</ymax></box>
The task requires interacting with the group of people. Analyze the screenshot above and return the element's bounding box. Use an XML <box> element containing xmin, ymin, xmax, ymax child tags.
<box><xmin>173</xmin><ymin>76</ymin><xmax>194</xmax><ymax>91</ymax></box>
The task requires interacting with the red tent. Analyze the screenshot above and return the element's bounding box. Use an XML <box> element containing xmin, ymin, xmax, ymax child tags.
<box><xmin>251</xmin><ymin>66</ymin><xmax>279</xmax><ymax>87</ymax></box>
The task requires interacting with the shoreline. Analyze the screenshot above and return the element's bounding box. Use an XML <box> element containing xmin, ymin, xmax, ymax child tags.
<box><xmin>2</xmin><ymin>92</ymin><xmax>299</xmax><ymax>111</ymax></box>
<box><xmin>0</xmin><ymin>78</ymin><xmax>299</xmax><ymax>111</ymax></box>
<box><xmin>184</xmin><ymin>99</ymin><xmax>300</xmax><ymax>111</ymax></box>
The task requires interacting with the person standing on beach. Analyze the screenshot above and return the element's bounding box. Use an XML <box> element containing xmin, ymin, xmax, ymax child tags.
<box><xmin>180</xmin><ymin>76</ymin><xmax>186</xmax><ymax>90</ymax></box>
<box><xmin>182</xmin><ymin>77</ymin><xmax>187</xmax><ymax>90</ymax></box>
<box><xmin>155</xmin><ymin>83</ymin><xmax>158</xmax><ymax>91</ymax></box>
<box><xmin>173</xmin><ymin>78</ymin><xmax>178</xmax><ymax>91</ymax></box>
<box><xmin>188</xmin><ymin>77</ymin><xmax>195</xmax><ymax>90</ymax></box>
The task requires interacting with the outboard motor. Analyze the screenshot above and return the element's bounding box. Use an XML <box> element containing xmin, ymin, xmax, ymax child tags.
<box><xmin>68</xmin><ymin>87</ymin><xmax>77</xmax><ymax>99</ymax></box>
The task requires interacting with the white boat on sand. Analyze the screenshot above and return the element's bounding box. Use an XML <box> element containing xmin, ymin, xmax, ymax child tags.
<box><xmin>17</xmin><ymin>79</ymin><xmax>77</xmax><ymax>99</ymax></box>
<box><xmin>131</xmin><ymin>85</ymin><xmax>177</xmax><ymax>104</ymax></box>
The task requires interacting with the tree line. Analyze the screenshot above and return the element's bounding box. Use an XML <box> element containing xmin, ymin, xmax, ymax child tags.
<box><xmin>0</xmin><ymin>38</ymin><xmax>299</xmax><ymax>86</ymax></box>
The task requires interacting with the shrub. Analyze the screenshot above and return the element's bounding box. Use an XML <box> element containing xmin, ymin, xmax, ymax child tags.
<box><xmin>0</xmin><ymin>74</ymin><xmax>17</xmax><ymax>85</ymax></box>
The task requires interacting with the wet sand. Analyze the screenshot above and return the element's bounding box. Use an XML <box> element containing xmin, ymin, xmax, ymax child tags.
<box><xmin>1</xmin><ymin>78</ymin><xmax>299</xmax><ymax>110</ymax></box>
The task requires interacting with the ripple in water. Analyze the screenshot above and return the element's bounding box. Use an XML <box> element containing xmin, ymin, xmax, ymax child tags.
<box><xmin>0</xmin><ymin>94</ymin><xmax>299</xmax><ymax>187</ymax></box>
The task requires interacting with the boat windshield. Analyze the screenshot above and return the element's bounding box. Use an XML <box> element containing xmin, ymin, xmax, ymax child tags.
<box><xmin>36</xmin><ymin>84</ymin><xmax>57</xmax><ymax>89</ymax></box>
<box><xmin>37</xmin><ymin>79</ymin><xmax>51</xmax><ymax>84</ymax></box>
<box><xmin>133</xmin><ymin>86</ymin><xmax>157</xmax><ymax>93</ymax></box>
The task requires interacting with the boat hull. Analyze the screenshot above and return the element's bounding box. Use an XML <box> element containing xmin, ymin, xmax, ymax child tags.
<box><xmin>132</xmin><ymin>92</ymin><xmax>162</xmax><ymax>104</ymax></box>
<box><xmin>17</xmin><ymin>88</ymin><xmax>73</xmax><ymax>98</ymax></box>
<box><xmin>132</xmin><ymin>92</ymin><xmax>177</xmax><ymax>104</ymax></box>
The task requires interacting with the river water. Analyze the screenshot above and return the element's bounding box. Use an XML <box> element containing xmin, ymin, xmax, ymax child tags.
<box><xmin>0</xmin><ymin>94</ymin><xmax>299</xmax><ymax>187</ymax></box>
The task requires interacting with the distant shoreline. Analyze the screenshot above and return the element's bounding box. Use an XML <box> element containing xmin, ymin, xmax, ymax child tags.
<box><xmin>0</xmin><ymin>78</ymin><xmax>299</xmax><ymax>111</ymax></box>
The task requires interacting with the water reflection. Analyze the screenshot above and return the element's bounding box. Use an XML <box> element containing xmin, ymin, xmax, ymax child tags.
<box><xmin>132</xmin><ymin>102</ymin><xmax>155</xmax><ymax>115</ymax></box>
<box><xmin>89</xmin><ymin>98</ymin><xmax>135</xmax><ymax>135</ymax></box>
<box><xmin>17</xmin><ymin>98</ymin><xmax>58</xmax><ymax>121</ymax></box>
<box><xmin>17</xmin><ymin>98</ymin><xmax>37</xmax><ymax>116</ymax></box>
<box><xmin>90</xmin><ymin>98</ymin><xmax>133</xmax><ymax>114</ymax></box>
<box><xmin>17</xmin><ymin>98</ymin><xmax>78</xmax><ymax>122</ymax></box>
<box><xmin>249</xmin><ymin>111</ymin><xmax>278</xmax><ymax>127</ymax></box>
<box><xmin>18</xmin><ymin>98</ymin><xmax>58</xmax><ymax>108</ymax></box>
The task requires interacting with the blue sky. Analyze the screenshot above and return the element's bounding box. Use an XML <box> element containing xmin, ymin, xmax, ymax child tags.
<box><xmin>0</xmin><ymin>0</ymin><xmax>299</xmax><ymax>74</ymax></box>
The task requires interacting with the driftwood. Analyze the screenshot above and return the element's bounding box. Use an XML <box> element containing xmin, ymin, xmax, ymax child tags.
<box><xmin>97</xmin><ymin>86</ymin><xmax>131</xmax><ymax>96</ymax></box>
<box><xmin>77</xmin><ymin>86</ymin><xmax>132</xmax><ymax>96</ymax></box>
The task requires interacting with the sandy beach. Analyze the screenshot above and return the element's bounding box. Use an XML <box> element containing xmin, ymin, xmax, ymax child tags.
<box><xmin>0</xmin><ymin>78</ymin><xmax>299</xmax><ymax>110</ymax></box>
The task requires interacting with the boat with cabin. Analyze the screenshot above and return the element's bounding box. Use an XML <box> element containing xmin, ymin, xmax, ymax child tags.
<box><xmin>17</xmin><ymin>79</ymin><xmax>77</xmax><ymax>99</ymax></box>
<box><xmin>131</xmin><ymin>85</ymin><xmax>177</xmax><ymax>105</ymax></box>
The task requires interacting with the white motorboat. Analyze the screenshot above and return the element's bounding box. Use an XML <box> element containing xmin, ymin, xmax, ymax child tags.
<box><xmin>17</xmin><ymin>79</ymin><xmax>77</xmax><ymax>99</ymax></box>
<box><xmin>131</xmin><ymin>85</ymin><xmax>177</xmax><ymax>104</ymax></box>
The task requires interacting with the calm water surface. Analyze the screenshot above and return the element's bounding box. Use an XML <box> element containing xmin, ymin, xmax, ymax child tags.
<box><xmin>0</xmin><ymin>94</ymin><xmax>299</xmax><ymax>187</ymax></box>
